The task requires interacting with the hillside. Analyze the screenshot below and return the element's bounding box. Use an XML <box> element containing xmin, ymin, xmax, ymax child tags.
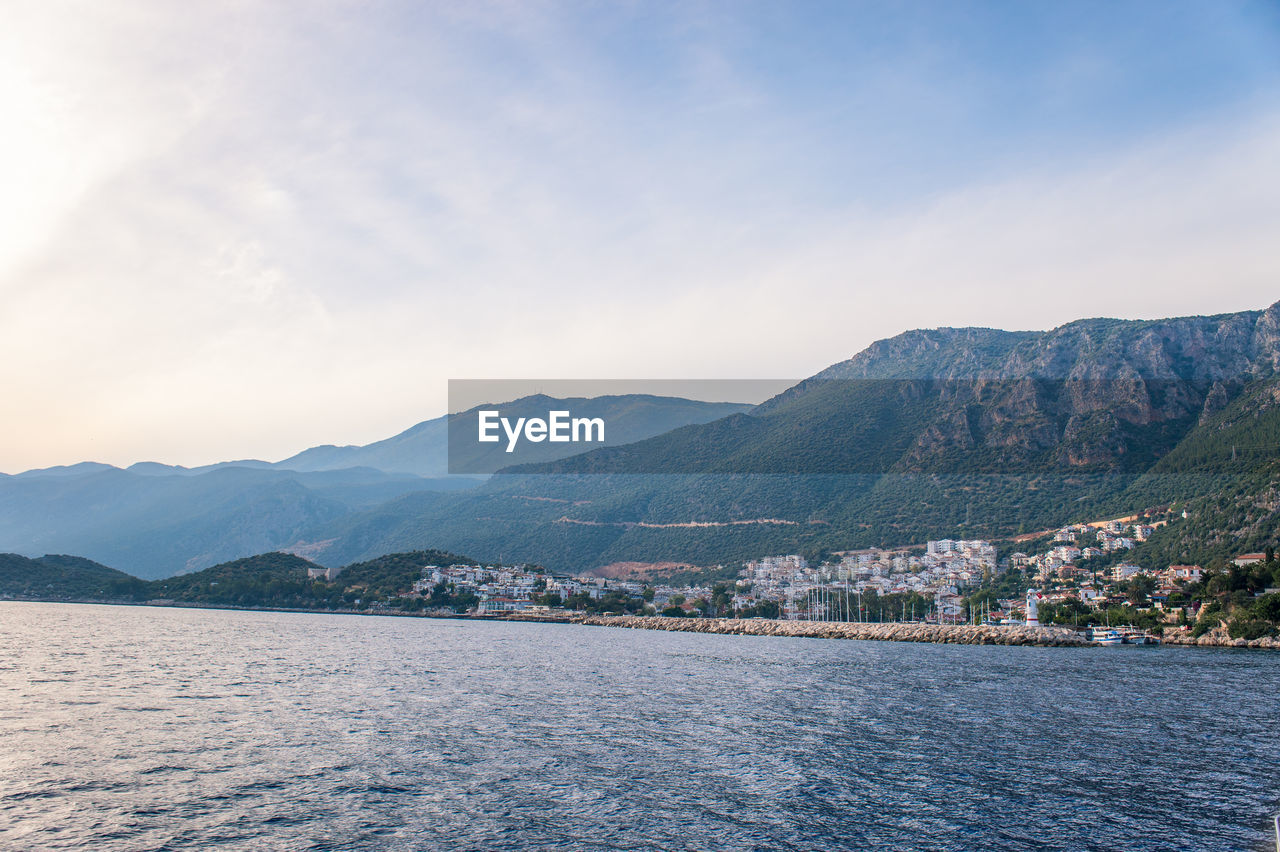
<box><xmin>291</xmin><ymin>301</ymin><xmax>1280</xmax><ymax>572</ymax></box>
<box><xmin>149</xmin><ymin>552</ymin><xmax>325</xmax><ymax>606</ymax></box>
<box><xmin>519</xmin><ymin>307</ymin><xmax>1278</xmax><ymax>476</ymax></box>
<box><xmin>4</xmin><ymin>304</ymin><xmax>1278</xmax><ymax>577</ymax></box>
<box><xmin>0</xmin><ymin>553</ymin><xmax>147</xmax><ymax>600</ymax></box>
<box><xmin>0</xmin><ymin>550</ymin><xmax>478</xmax><ymax>611</ymax></box>
<box><xmin>1119</xmin><ymin>373</ymin><xmax>1280</xmax><ymax>568</ymax></box>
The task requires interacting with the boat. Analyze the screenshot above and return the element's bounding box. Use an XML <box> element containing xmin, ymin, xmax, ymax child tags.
<box><xmin>1116</xmin><ymin>625</ymin><xmax>1161</xmax><ymax>645</ymax></box>
<box><xmin>1086</xmin><ymin>626</ymin><xmax>1123</xmax><ymax>645</ymax></box>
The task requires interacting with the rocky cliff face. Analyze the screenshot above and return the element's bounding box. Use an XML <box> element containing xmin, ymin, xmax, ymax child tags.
<box><xmin>1251</xmin><ymin>299</ymin><xmax>1280</xmax><ymax>373</ymax></box>
<box><xmin>825</xmin><ymin>303</ymin><xmax>1279</xmax><ymax>383</ymax></box>
<box><xmin>799</xmin><ymin>301</ymin><xmax>1280</xmax><ymax>473</ymax></box>
<box><xmin>816</xmin><ymin>327</ymin><xmax>1037</xmax><ymax>380</ymax></box>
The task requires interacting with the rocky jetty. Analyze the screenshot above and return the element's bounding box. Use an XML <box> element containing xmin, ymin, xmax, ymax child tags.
<box><xmin>1157</xmin><ymin>626</ymin><xmax>1280</xmax><ymax>650</ymax></box>
<box><xmin>501</xmin><ymin>614</ymin><xmax>1280</xmax><ymax>649</ymax></box>
<box><xmin>574</xmin><ymin>615</ymin><xmax>1090</xmax><ymax>646</ymax></box>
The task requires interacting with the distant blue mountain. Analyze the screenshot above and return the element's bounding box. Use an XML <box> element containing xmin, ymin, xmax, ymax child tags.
<box><xmin>14</xmin><ymin>462</ymin><xmax>118</xmax><ymax>479</ymax></box>
<box><xmin>0</xmin><ymin>394</ymin><xmax>748</xmax><ymax>578</ymax></box>
<box><xmin>274</xmin><ymin>394</ymin><xmax>749</xmax><ymax>477</ymax></box>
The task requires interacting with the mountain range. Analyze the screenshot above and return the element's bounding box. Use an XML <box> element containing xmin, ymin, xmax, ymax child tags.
<box><xmin>0</xmin><ymin>395</ymin><xmax>746</xmax><ymax>578</ymax></box>
<box><xmin>3</xmin><ymin>301</ymin><xmax>1278</xmax><ymax>578</ymax></box>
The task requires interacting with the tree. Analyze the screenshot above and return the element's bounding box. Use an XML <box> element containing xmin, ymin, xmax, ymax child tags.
<box><xmin>741</xmin><ymin>600</ymin><xmax>779</xmax><ymax>619</ymax></box>
<box><xmin>1125</xmin><ymin>575</ymin><xmax>1155</xmax><ymax>607</ymax></box>
<box><xmin>710</xmin><ymin>583</ymin><xmax>732</xmax><ymax>616</ymax></box>
<box><xmin>564</xmin><ymin>592</ymin><xmax>594</xmax><ymax>611</ymax></box>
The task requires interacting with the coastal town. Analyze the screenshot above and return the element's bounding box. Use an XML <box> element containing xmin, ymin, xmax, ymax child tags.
<box><xmin>361</xmin><ymin>511</ymin><xmax>1278</xmax><ymax>644</ymax></box>
<box><xmin>9</xmin><ymin>507</ymin><xmax>1275</xmax><ymax>647</ymax></box>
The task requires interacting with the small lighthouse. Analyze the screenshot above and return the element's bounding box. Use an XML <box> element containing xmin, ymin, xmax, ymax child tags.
<box><xmin>1025</xmin><ymin>589</ymin><xmax>1040</xmax><ymax>627</ymax></box>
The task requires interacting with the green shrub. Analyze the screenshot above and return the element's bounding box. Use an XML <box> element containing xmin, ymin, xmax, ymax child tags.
<box><xmin>1228</xmin><ymin>618</ymin><xmax>1275</xmax><ymax>640</ymax></box>
<box><xmin>1248</xmin><ymin>592</ymin><xmax>1280</xmax><ymax>623</ymax></box>
<box><xmin>1191</xmin><ymin>611</ymin><xmax>1221</xmax><ymax>638</ymax></box>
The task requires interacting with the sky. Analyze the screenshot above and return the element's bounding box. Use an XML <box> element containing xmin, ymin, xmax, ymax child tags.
<box><xmin>2</xmin><ymin>0</ymin><xmax>1279</xmax><ymax>472</ymax></box>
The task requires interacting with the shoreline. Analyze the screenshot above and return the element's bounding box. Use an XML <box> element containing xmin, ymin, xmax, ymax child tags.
<box><xmin>569</xmin><ymin>614</ymin><xmax>1090</xmax><ymax>646</ymax></box>
<box><xmin>5</xmin><ymin>597</ymin><xmax>1279</xmax><ymax>649</ymax></box>
<box><xmin>510</xmin><ymin>613</ymin><xmax>1280</xmax><ymax>649</ymax></box>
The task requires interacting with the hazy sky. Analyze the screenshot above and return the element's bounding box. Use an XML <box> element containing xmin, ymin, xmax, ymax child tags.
<box><xmin>3</xmin><ymin>1</ymin><xmax>1279</xmax><ymax>472</ymax></box>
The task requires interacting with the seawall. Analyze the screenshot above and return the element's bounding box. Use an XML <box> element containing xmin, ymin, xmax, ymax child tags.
<box><xmin>572</xmin><ymin>615</ymin><xmax>1090</xmax><ymax>646</ymax></box>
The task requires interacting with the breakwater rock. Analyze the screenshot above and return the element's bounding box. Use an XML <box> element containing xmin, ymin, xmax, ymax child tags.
<box><xmin>574</xmin><ymin>615</ymin><xmax>1090</xmax><ymax>646</ymax></box>
<box><xmin>1157</xmin><ymin>627</ymin><xmax>1280</xmax><ymax>649</ymax></box>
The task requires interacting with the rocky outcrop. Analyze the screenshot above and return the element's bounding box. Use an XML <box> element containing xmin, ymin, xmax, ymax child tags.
<box><xmin>1252</xmin><ymin>299</ymin><xmax>1280</xmax><ymax>373</ymax></box>
<box><xmin>574</xmin><ymin>615</ymin><xmax>1090</xmax><ymax>646</ymax></box>
<box><xmin>823</xmin><ymin>303</ymin><xmax>1280</xmax><ymax>385</ymax></box>
<box><xmin>774</xmin><ymin>301</ymin><xmax>1280</xmax><ymax>476</ymax></box>
<box><xmin>1158</xmin><ymin>626</ymin><xmax>1280</xmax><ymax>650</ymax></box>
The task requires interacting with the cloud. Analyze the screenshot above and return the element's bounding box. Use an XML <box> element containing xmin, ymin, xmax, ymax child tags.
<box><xmin>1</xmin><ymin>1</ymin><xmax>1278</xmax><ymax>470</ymax></box>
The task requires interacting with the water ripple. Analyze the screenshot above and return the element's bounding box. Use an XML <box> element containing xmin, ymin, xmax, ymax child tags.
<box><xmin>0</xmin><ymin>602</ymin><xmax>1277</xmax><ymax>850</ymax></box>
